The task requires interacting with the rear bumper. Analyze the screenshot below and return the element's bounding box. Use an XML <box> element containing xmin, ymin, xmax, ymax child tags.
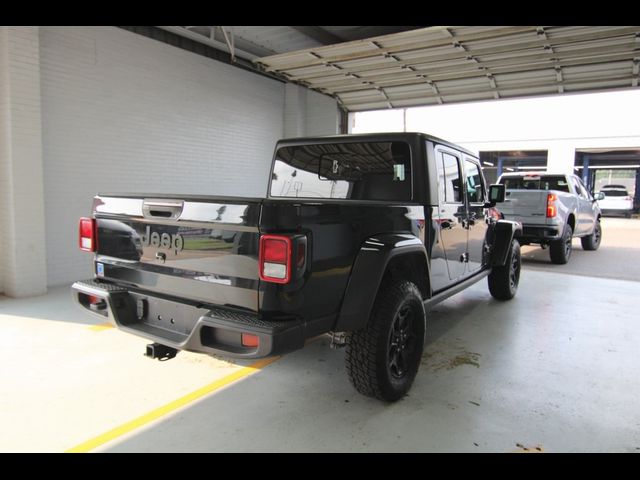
<box><xmin>600</xmin><ymin>207</ymin><xmax>633</xmax><ymax>216</ymax></box>
<box><xmin>516</xmin><ymin>224</ymin><xmax>561</xmax><ymax>243</ymax></box>
<box><xmin>71</xmin><ymin>279</ymin><xmax>305</xmax><ymax>359</ymax></box>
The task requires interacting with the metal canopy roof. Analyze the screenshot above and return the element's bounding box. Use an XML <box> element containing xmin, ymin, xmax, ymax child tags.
<box><xmin>254</xmin><ymin>26</ymin><xmax>640</xmax><ymax>112</ymax></box>
<box><xmin>157</xmin><ymin>26</ymin><xmax>422</xmax><ymax>61</ymax></box>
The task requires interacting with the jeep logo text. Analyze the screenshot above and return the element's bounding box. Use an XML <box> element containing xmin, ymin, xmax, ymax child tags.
<box><xmin>141</xmin><ymin>226</ymin><xmax>184</xmax><ymax>252</ymax></box>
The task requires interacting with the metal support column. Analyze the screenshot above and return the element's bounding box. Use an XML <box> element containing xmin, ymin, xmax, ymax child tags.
<box><xmin>497</xmin><ymin>156</ymin><xmax>504</xmax><ymax>177</ymax></box>
<box><xmin>634</xmin><ymin>168</ymin><xmax>640</xmax><ymax>212</ymax></box>
<box><xmin>582</xmin><ymin>154</ymin><xmax>590</xmax><ymax>189</ymax></box>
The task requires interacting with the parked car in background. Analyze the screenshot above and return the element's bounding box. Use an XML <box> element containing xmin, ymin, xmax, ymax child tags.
<box><xmin>597</xmin><ymin>185</ymin><xmax>634</xmax><ymax>218</ymax></box>
<box><xmin>497</xmin><ymin>172</ymin><xmax>602</xmax><ymax>264</ymax></box>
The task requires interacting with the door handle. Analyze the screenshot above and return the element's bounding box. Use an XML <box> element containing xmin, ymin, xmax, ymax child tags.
<box><xmin>142</xmin><ymin>199</ymin><xmax>184</xmax><ymax>220</ymax></box>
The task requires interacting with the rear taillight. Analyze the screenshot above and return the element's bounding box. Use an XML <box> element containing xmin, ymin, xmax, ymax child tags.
<box><xmin>79</xmin><ymin>217</ymin><xmax>97</xmax><ymax>252</ymax></box>
<box><xmin>259</xmin><ymin>235</ymin><xmax>292</xmax><ymax>284</ymax></box>
<box><xmin>546</xmin><ymin>193</ymin><xmax>557</xmax><ymax>218</ymax></box>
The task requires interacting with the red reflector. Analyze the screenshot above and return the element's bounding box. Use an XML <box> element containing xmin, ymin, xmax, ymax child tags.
<box><xmin>241</xmin><ymin>333</ymin><xmax>259</xmax><ymax>348</ymax></box>
<box><xmin>79</xmin><ymin>217</ymin><xmax>96</xmax><ymax>252</ymax></box>
<box><xmin>259</xmin><ymin>235</ymin><xmax>292</xmax><ymax>284</ymax></box>
<box><xmin>87</xmin><ymin>295</ymin><xmax>100</xmax><ymax>304</ymax></box>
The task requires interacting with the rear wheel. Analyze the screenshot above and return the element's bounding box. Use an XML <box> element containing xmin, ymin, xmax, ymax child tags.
<box><xmin>488</xmin><ymin>240</ymin><xmax>521</xmax><ymax>300</ymax></box>
<box><xmin>581</xmin><ymin>219</ymin><xmax>602</xmax><ymax>251</ymax></box>
<box><xmin>345</xmin><ymin>280</ymin><xmax>425</xmax><ymax>402</ymax></box>
<box><xmin>550</xmin><ymin>224</ymin><xmax>573</xmax><ymax>264</ymax></box>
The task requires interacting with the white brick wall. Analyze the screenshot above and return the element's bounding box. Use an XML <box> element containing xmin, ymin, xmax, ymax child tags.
<box><xmin>0</xmin><ymin>27</ymin><xmax>48</xmax><ymax>297</ymax></box>
<box><xmin>305</xmin><ymin>89</ymin><xmax>339</xmax><ymax>136</ymax></box>
<box><xmin>1</xmin><ymin>26</ymin><xmax>339</xmax><ymax>293</ymax></box>
<box><xmin>0</xmin><ymin>29</ymin><xmax>7</xmax><ymax>294</ymax></box>
<box><xmin>39</xmin><ymin>26</ymin><xmax>291</xmax><ymax>287</ymax></box>
<box><xmin>283</xmin><ymin>83</ymin><xmax>338</xmax><ymax>138</ymax></box>
<box><xmin>284</xmin><ymin>83</ymin><xmax>306</xmax><ymax>137</ymax></box>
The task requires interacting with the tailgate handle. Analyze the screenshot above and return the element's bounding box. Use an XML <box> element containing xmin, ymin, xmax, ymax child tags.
<box><xmin>142</xmin><ymin>199</ymin><xmax>184</xmax><ymax>220</ymax></box>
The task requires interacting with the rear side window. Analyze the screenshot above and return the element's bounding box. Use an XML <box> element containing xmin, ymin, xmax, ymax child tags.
<box><xmin>500</xmin><ymin>175</ymin><xmax>570</xmax><ymax>193</ymax></box>
<box><xmin>437</xmin><ymin>152</ymin><xmax>462</xmax><ymax>203</ymax></box>
<box><xmin>270</xmin><ymin>142</ymin><xmax>412</xmax><ymax>201</ymax></box>
<box><xmin>464</xmin><ymin>159</ymin><xmax>485</xmax><ymax>203</ymax></box>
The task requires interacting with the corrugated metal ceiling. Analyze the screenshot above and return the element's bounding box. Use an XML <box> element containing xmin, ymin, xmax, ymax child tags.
<box><xmin>158</xmin><ymin>26</ymin><xmax>422</xmax><ymax>60</ymax></box>
<box><xmin>254</xmin><ymin>26</ymin><xmax>640</xmax><ymax>111</ymax></box>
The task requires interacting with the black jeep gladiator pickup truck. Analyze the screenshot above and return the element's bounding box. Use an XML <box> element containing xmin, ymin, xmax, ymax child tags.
<box><xmin>72</xmin><ymin>133</ymin><xmax>521</xmax><ymax>401</ymax></box>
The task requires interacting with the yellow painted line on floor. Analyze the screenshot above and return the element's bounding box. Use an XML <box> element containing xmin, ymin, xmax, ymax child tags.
<box><xmin>66</xmin><ymin>356</ymin><xmax>280</xmax><ymax>453</ymax></box>
<box><xmin>88</xmin><ymin>322</ymin><xmax>114</xmax><ymax>332</ymax></box>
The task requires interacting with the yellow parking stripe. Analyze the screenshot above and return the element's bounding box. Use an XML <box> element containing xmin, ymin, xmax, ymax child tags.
<box><xmin>88</xmin><ymin>322</ymin><xmax>114</xmax><ymax>332</ymax></box>
<box><xmin>66</xmin><ymin>356</ymin><xmax>280</xmax><ymax>453</ymax></box>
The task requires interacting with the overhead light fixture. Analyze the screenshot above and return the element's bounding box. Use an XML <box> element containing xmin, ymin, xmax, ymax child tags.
<box><xmin>483</xmin><ymin>161</ymin><xmax>494</xmax><ymax>166</ymax></box>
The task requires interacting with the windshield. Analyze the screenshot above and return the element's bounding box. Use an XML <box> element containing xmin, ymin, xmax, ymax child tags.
<box><xmin>500</xmin><ymin>175</ymin><xmax>570</xmax><ymax>193</ymax></box>
<box><xmin>270</xmin><ymin>141</ymin><xmax>412</xmax><ymax>201</ymax></box>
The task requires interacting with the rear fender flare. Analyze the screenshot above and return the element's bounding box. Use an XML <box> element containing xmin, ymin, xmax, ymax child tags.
<box><xmin>334</xmin><ymin>234</ymin><xmax>429</xmax><ymax>332</ymax></box>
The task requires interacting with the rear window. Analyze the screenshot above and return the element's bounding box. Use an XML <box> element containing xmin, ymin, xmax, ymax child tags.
<box><xmin>601</xmin><ymin>190</ymin><xmax>628</xmax><ymax>197</ymax></box>
<box><xmin>270</xmin><ymin>141</ymin><xmax>412</xmax><ymax>201</ymax></box>
<box><xmin>500</xmin><ymin>175</ymin><xmax>570</xmax><ymax>193</ymax></box>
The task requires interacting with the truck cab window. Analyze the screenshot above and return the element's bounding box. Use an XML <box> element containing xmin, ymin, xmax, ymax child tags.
<box><xmin>572</xmin><ymin>177</ymin><xmax>587</xmax><ymax>198</ymax></box>
<box><xmin>271</xmin><ymin>141</ymin><xmax>412</xmax><ymax>201</ymax></box>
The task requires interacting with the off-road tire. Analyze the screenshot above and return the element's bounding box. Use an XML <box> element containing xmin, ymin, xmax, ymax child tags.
<box><xmin>581</xmin><ymin>220</ymin><xmax>602</xmax><ymax>251</ymax></box>
<box><xmin>550</xmin><ymin>224</ymin><xmax>573</xmax><ymax>264</ymax></box>
<box><xmin>345</xmin><ymin>280</ymin><xmax>425</xmax><ymax>402</ymax></box>
<box><xmin>488</xmin><ymin>240</ymin><xmax>521</xmax><ymax>300</ymax></box>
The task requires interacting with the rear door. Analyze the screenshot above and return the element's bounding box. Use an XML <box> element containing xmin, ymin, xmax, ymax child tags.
<box><xmin>434</xmin><ymin>147</ymin><xmax>467</xmax><ymax>283</ymax></box>
<box><xmin>93</xmin><ymin>195</ymin><xmax>262</xmax><ymax>311</ymax></box>
<box><xmin>463</xmin><ymin>157</ymin><xmax>488</xmax><ymax>274</ymax></box>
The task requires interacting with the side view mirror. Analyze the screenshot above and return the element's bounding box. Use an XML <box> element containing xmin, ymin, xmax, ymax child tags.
<box><xmin>594</xmin><ymin>192</ymin><xmax>605</xmax><ymax>201</ymax></box>
<box><xmin>485</xmin><ymin>184</ymin><xmax>505</xmax><ymax>207</ymax></box>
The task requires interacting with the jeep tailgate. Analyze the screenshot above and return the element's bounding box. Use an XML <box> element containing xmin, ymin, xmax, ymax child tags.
<box><xmin>92</xmin><ymin>194</ymin><xmax>261</xmax><ymax>312</ymax></box>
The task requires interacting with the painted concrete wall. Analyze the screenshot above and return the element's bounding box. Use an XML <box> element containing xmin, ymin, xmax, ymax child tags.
<box><xmin>0</xmin><ymin>26</ymin><xmax>339</xmax><ymax>294</ymax></box>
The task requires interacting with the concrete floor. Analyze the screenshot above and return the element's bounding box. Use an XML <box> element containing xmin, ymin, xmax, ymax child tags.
<box><xmin>1</xmin><ymin>218</ymin><xmax>639</xmax><ymax>452</ymax></box>
<box><xmin>520</xmin><ymin>217</ymin><xmax>640</xmax><ymax>282</ymax></box>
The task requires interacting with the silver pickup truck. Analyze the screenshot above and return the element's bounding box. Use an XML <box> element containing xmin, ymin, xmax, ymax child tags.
<box><xmin>497</xmin><ymin>172</ymin><xmax>602</xmax><ymax>264</ymax></box>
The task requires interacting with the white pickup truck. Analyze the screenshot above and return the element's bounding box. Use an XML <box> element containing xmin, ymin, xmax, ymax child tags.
<box><xmin>497</xmin><ymin>172</ymin><xmax>603</xmax><ymax>264</ymax></box>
